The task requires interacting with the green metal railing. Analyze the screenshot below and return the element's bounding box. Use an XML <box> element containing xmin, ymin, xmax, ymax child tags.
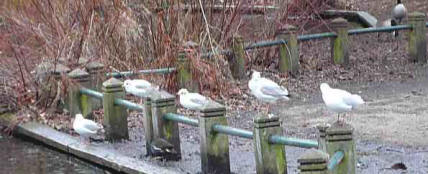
<box><xmin>327</xmin><ymin>151</ymin><xmax>345</xmax><ymax>171</ymax></box>
<box><xmin>163</xmin><ymin>112</ymin><xmax>318</xmax><ymax>148</ymax></box>
<box><xmin>164</xmin><ymin>113</ymin><xmax>199</xmax><ymax>127</ymax></box>
<box><xmin>244</xmin><ymin>39</ymin><xmax>286</xmax><ymax>50</ymax></box>
<box><xmin>298</xmin><ymin>32</ymin><xmax>337</xmax><ymax>41</ymax></box>
<box><xmin>79</xmin><ymin>88</ymin><xmax>144</xmax><ymax>112</ymax></box>
<box><xmin>348</xmin><ymin>24</ymin><xmax>411</xmax><ymax>35</ymax></box>
<box><xmin>106</xmin><ymin>67</ymin><xmax>176</xmax><ymax>78</ymax></box>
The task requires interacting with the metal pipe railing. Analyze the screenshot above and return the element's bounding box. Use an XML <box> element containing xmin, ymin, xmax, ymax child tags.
<box><xmin>327</xmin><ymin>151</ymin><xmax>345</xmax><ymax>171</ymax></box>
<box><xmin>212</xmin><ymin>124</ymin><xmax>254</xmax><ymax>139</ymax></box>
<box><xmin>244</xmin><ymin>39</ymin><xmax>286</xmax><ymax>50</ymax></box>
<box><xmin>114</xmin><ymin>98</ymin><xmax>144</xmax><ymax>112</ymax></box>
<box><xmin>80</xmin><ymin>88</ymin><xmax>103</xmax><ymax>99</ymax></box>
<box><xmin>269</xmin><ymin>135</ymin><xmax>319</xmax><ymax>148</ymax></box>
<box><xmin>348</xmin><ymin>24</ymin><xmax>411</xmax><ymax>35</ymax></box>
<box><xmin>164</xmin><ymin>113</ymin><xmax>199</xmax><ymax>127</ymax></box>
<box><xmin>426</xmin><ymin>22</ymin><xmax>428</xmax><ymax>27</ymax></box>
<box><xmin>106</xmin><ymin>67</ymin><xmax>176</xmax><ymax>77</ymax></box>
<box><xmin>298</xmin><ymin>32</ymin><xmax>337</xmax><ymax>41</ymax></box>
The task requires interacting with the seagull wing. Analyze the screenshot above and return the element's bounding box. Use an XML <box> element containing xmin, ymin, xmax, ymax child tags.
<box><xmin>81</xmin><ymin>119</ymin><xmax>101</xmax><ymax>132</ymax></box>
<box><xmin>188</xmin><ymin>93</ymin><xmax>209</xmax><ymax>106</ymax></box>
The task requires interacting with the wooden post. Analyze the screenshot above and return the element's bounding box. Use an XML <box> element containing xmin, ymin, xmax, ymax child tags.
<box><xmin>317</xmin><ymin>123</ymin><xmax>330</xmax><ymax>152</ymax></box>
<box><xmin>143</xmin><ymin>97</ymin><xmax>154</xmax><ymax>156</ymax></box>
<box><xmin>297</xmin><ymin>149</ymin><xmax>329</xmax><ymax>174</ymax></box>
<box><xmin>230</xmin><ymin>35</ymin><xmax>246</xmax><ymax>80</ymax></box>
<box><xmin>330</xmin><ymin>17</ymin><xmax>349</xmax><ymax>65</ymax></box>
<box><xmin>276</xmin><ymin>24</ymin><xmax>299</xmax><ymax>75</ymax></box>
<box><xmin>325</xmin><ymin>122</ymin><xmax>356</xmax><ymax>174</ymax></box>
<box><xmin>177</xmin><ymin>51</ymin><xmax>198</xmax><ymax>92</ymax></box>
<box><xmin>253</xmin><ymin>115</ymin><xmax>287</xmax><ymax>174</ymax></box>
<box><xmin>67</xmin><ymin>68</ymin><xmax>91</xmax><ymax>118</ymax></box>
<box><xmin>102</xmin><ymin>78</ymin><xmax>129</xmax><ymax>142</ymax></box>
<box><xmin>86</xmin><ymin>61</ymin><xmax>105</xmax><ymax>110</ymax></box>
<box><xmin>151</xmin><ymin>90</ymin><xmax>181</xmax><ymax>160</ymax></box>
<box><xmin>199</xmin><ymin>101</ymin><xmax>230</xmax><ymax>174</ymax></box>
<box><xmin>408</xmin><ymin>12</ymin><xmax>427</xmax><ymax>63</ymax></box>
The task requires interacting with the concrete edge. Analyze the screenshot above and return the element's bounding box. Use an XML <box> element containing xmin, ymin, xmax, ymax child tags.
<box><xmin>0</xmin><ymin>116</ymin><xmax>182</xmax><ymax>174</ymax></box>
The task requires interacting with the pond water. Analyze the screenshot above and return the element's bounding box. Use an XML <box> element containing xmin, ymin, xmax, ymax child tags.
<box><xmin>0</xmin><ymin>133</ymin><xmax>110</xmax><ymax>174</ymax></box>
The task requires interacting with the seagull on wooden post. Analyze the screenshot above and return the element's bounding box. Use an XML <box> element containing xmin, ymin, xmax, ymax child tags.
<box><xmin>177</xmin><ymin>88</ymin><xmax>209</xmax><ymax>111</ymax></box>
<box><xmin>320</xmin><ymin>83</ymin><xmax>365</xmax><ymax>122</ymax></box>
<box><xmin>248</xmin><ymin>70</ymin><xmax>290</xmax><ymax>117</ymax></box>
<box><xmin>73</xmin><ymin>114</ymin><xmax>102</xmax><ymax>144</ymax></box>
<box><xmin>123</xmin><ymin>79</ymin><xmax>158</xmax><ymax>106</ymax></box>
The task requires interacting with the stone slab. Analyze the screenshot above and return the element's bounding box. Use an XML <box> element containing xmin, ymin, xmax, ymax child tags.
<box><xmin>14</xmin><ymin>122</ymin><xmax>182</xmax><ymax>174</ymax></box>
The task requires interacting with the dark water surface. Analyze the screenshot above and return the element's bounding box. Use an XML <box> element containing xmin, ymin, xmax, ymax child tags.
<box><xmin>0</xmin><ymin>134</ymin><xmax>109</xmax><ymax>174</ymax></box>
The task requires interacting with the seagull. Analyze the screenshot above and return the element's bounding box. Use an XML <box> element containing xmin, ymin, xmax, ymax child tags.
<box><xmin>73</xmin><ymin>114</ymin><xmax>102</xmax><ymax>144</ymax></box>
<box><xmin>123</xmin><ymin>79</ymin><xmax>154</xmax><ymax>98</ymax></box>
<box><xmin>150</xmin><ymin>138</ymin><xmax>179</xmax><ymax>161</ymax></box>
<box><xmin>320</xmin><ymin>83</ymin><xmax>365</xmax><ymax>122</ymax></box>
<box><xmin>392</xmin><ymin>0</ymin><xmax>406</xmax><ymax>24</ymax></box>
<box><xmin>248</xmin><ymin>70</ymin><xmax>290</xmax><ymax>117</ymax></box>
<box><xmin>176</xmin><ymin>88</ymin><xmax>209</xmax><ymax>111</ymax></box>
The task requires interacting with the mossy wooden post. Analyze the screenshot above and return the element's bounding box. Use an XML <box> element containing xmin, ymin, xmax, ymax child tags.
<box><xmin>317</xmin><ymin>123</ymin><xmax>330</xmax><ymax>152</ymax></box>
<box><xmin>297</xmin><ymin>149</ymin><xmax>329</xmax><ymax>174</ymax></box>
<box><xmin>253</xmin><ymin>115</ymin><xmax>286</xmax><ymax>174</ymax></box>
<box><xmin>177</xmin><ymin>51</ymin><xmax>198</xmax><ymax>92</ymax></box>
<box><xmin>151</xmin><ymin>90</ymin><xmax>181</xmax><ymax>160</ymax></box>
<box><xmin>51</xmin><ymin>63</ymin><xmax>71</xmax><ymax>112</ymax></box>
<box><xmin>325</xmin><ymin>122</ymin><xmax>356</xmax><ymax>174</ymax></box>
<box><xmin>231</xmin><ymin>35</ymin><xmax>246</xmax><ymax>80</ymax></box>
<box><xmin>86</xmin><ymin>61</ymin><xmax>105</xmax><ymax>110</ymax></box>
<box><xmin>330</xmin><ymin>17</ymin><xmax>349</xmax><ymax>65</ymax></box>
<box><xmin>276</xmin><ymin>24</ymin><xmax>299</xmax><ymax>75</ymax></box>
<box><xmin>143</xmin><ymin>97</ymin><xmax>154</xmax><ymax>156</ymax></box>
<box><xmin>102</xmin><ymin>78</ymin><xmax>129</xmax><ymax>142</ymax></box>
<box><xmin>408</xmin><ymin>12</ymin><xmax>427</xmax><ymax>63</ymax></box>
<box><xmin>67</xmin><ymin>68</ymin><xmax>91</xmax><ymax>118</ymax></box>
<box><xmin>199</xmin><ymin>101</ymin><xmax>230</xmax><ymax>174</ymax></box>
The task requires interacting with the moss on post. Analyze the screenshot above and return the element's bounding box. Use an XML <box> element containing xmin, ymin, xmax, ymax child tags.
<box><xmin>317</xmin><ymin>123</ymin><xmax>330</xmax><ymax>152</ymax></box>
<box><xmin>151</xmin><ymin>90</ymin><xmax>181</xmax><ymax>160</ymax></box>
<box><xmin>102</xmin><ymin>78</ymin><xmax>129</xmax><ymax>142</ymax></box>
<box><xmin>330</xmin><ymin>18</ymin><xmax>349</xmax><ymax>65</ymax></box>
<box><xmin>86</xmin><ymin>61</ymin><xmax>105</xmax><ymax>110</ymax></box>
<box><xmin>231</xmin><ymin>35</ymin><xmax>246</xmax><ymax>80</ymax></box>
<box><xmin>199</xmin><ymin>101</ymin><xmax>230</xmax><ymax>174</ymax></box>
<box><xmin>67</xmin><ymin>68</ymin><xmax>91</xmax><ymax>118</ymax></box>
<box><xmin>297</xmin><ymin>149</ymin><xmax>329</xmax><ymax>174</ymax></box>
<box><xmin>408</xmin><ymin>12</ymin><xmax>427</xmax><ymax>64</ymax></box>
<box><xmin>325</xmin><ymin>122</ymin><xmax>356</xmax><ymax>174</ymax></box>
<box><xmin>276</xmin><ymin>24</ymin><xmax>300</xmax><ymax>75</ymax></box>
<box><xmin>253</xmin><ymin>115</ymin><xmax>286</xmax><ymax>174</ymax></box>
<box><xmin>143</xmin><ymin>97</ymin><xmax>154</xmax><ymax>156</ymax></box>
<box><xmin>177</xmin><ymin>51</ymin><xmax>198</xmax><ymax>92</ymax></box>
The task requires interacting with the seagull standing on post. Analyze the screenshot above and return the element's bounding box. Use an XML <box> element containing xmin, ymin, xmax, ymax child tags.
<box><xmin>73</xmin><ymin>114</ymin><xmax>102</xmax><ymax>144</ymax></box>
<box><xmin>320</xmin><ymin>83</ymin><xmax>365</xmax><ymax>122</ymax></box>
<box><xmin>123</xmin><ymin>79</ymin><xmax>158</xmax><ymax>105</ymax></box>
<box><xmin>177</xmin><ymin>88</ymin><xmax>209</xmax><ymax>111</ymax></box>
<box><xmin>248</xmin><ymin>70</ymin><xmax>290</xmax><ymax>117</ymax></box>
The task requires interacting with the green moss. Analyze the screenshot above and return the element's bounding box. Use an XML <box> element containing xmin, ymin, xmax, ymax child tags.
<box><xmin>0</xmin><ymin>112</ymin><xmax>15</xmax><ymax>123</ymax></box>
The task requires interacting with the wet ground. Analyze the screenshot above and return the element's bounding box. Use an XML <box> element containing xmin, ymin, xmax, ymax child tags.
<box><xmin>0</xmin><ymin>132</ymin><xmax>110</xmax><ymax>174</ymax></box>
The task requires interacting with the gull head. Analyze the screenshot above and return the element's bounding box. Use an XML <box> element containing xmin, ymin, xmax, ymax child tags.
<box><xmin>320</xmin><ymin>83</ymin><xmax>330</xmax><ymax>93</ymax></box>
<box><xmin>251</xmin><ymin>70</ymin><xmax>261</xmax><ymax>80</ymax></box>
<box><xmin>75</xmin><ymin>114</ymin><xmax>84</xmax><ymax>120</ymax></box>
<box><xmin>177</xmin><ymin>88</ymin><xmax>189</xmax><ymax>96</ymax></box>
<box><xmin>123</xmin><ymin>80</ymin><xmax>131</xmax><ymax>87</ymax></box>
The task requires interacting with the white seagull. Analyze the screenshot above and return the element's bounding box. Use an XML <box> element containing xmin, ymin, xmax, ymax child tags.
<box><xmin>320</xmin><ymin>83</ymin><xmax>365</xmax><ymax>122</ymax></box>
<box><xmin>177</xmin><ymin>88</ymin><xmax>209</xmax><ymax>111</ymax></box>
<box><xmin>123</xmin><ymin>79</ymin><xmax>154</xmax><ymax>98</ymax></box>
<box><xmin>73</xmin><ymin>114</ymin><xmax>102</xmax><ymax>144</ymax></box>
<box><xmin>392</xmin><ymin>0</ymin><xmax>406</xmax><ymax>24</ymax></box>
<box><xmin>248</xmin><ymin>70</ymin><xmax>290</xmax><ymax>116</ymax></box>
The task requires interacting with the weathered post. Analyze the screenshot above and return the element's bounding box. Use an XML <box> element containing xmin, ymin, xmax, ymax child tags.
<box><xmin>276</xmin><ymin>24</ymin><xmax>300</xmax><ymax>75</ymax></box>
<box><xmin>230</xmin><ymin>35</ymin><xmax>246</xmax><ymax>80</ymax></box>
<box><xmin>86</xmin><ymin>61</ymin><xmax>105</xmax><ymax>110</ymax></box>
<box><xmin>317</xmin><ymin>123</ymin><xmax>330</xmax><ymax>152</ymax></box>
<box><xmin>325</xmin><ymin>122</ymin><xmax>356</xmax><ymax>174</ymax></box>
<box><xmin>330</xmin><ymin>17</ymin><xmax>350</xmax><ymax>65</ymax></box>
<box><xmin>199</xmin><ymin>100</ymin><xmax>230</xmax><ymax>174</ymax></box>
<box><xmin>253</xmin><ymin>115</ymin><xmax>287</xmax><ymax>174</ymax></box>
<box><xmin>408</xmin><ymin>12</ymin><xmax>427</xmax><ymax>64</ymax></box>
<box><xmin>151</xmin><ymin>90</ymin><xmax>181</xmax><ymax>160</ymax></box>
<box><xmin>67</xmin><ymin>68</ymin><xmax>91</xmax><ymax>117</ymax></box>
<box><xmin>143</xmin><ymin>97</ymin><xmax>154</xmax><ymax>156</ymax></box>
<box><xmin>297</xmin><ymin>149</ymin><xmax>329</xmax><ymax>174</ymax></box>
<box><xmin>177</xmin><ymin>51</ymin><xmax>198</xmax><ymax>92</ymax></box>
<box><xmin>102</xmin><ymin>78</ymin><xmax>129</xmax><ymax>142</ymax></box>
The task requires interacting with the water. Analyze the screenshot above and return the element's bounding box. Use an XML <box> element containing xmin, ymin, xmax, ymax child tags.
<box><xmin>0</xmin><ymin>134</ymin><xmax>110</xmax><ymax>174</ymax></box>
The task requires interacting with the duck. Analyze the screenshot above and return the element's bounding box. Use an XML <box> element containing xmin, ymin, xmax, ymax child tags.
<box><xmin>149</xmin><ymin>138</ymin><xmax>179</xmax><ymax>161</ymax></box>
